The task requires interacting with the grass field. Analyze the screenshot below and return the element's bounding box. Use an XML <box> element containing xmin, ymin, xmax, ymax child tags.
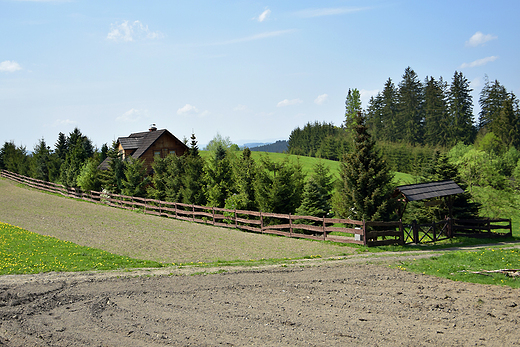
<box><xmin>396</xmin><ymin>248</ymin><xmax>520</xmax><ymax>288</ymax></box>
<box><xmin>0</xmin><ymin>221</ymin><xmax>166</xmax><ymax>275</ymax></box>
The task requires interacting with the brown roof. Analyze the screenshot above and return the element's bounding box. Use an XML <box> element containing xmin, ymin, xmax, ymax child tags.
<box><xmin>395</xmin><ymin>180</ymin><xmax>464</xmax><ymax>201</ymax></box>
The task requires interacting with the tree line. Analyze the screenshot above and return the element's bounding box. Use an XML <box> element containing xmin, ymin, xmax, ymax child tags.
<box><xmin>289</xmin><ymin>67</ymin><xmax>520</xmax><ymax>163</ymax></box>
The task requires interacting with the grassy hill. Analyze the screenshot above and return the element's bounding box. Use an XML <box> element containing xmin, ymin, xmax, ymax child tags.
<box><xmin>202</xmin><ymin>150</ymin><xmax>415</xmax><ymax>186</ymax></box>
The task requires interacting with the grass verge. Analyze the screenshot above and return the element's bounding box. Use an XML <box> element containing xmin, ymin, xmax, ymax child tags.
<box><xmin>0</xmin><ymin>221</ymin><xmax>167</xmax><ymax>275</ymax></box>
<box><xmin>394</xmin><ymin>247</ymin><xmax>520</xmax><ymax>288</ymax></box>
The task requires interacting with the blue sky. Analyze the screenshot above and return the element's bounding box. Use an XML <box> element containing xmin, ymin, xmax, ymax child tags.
<box><xmin>1</xmin><ymin>0</ymin><xmax>519</xmax><ymax>150</ymax></box>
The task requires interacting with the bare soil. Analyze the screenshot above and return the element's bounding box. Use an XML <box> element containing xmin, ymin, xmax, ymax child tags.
<box><xmin>1</xmin><ymin>259</ymin><xmax>520</xmax><ymax>346</ymax></box>
<box><xmin>1</xmin><ymin>178</ymin><xmax>520</xmax><ymax>346</ymax></box>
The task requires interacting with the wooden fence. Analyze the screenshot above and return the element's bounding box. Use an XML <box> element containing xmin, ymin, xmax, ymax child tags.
<box><xmin>402</xmin><ymin>218</ymin><xmax>512</xmax><ymax>244</ymax></box>
<box><xmin>0</xmin><ymin>170</ymin><xmax>403</xmax><ymax>246</ymax></box>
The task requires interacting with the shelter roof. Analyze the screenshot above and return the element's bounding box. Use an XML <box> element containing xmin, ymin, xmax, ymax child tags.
<box><xmin>395</xmin><ymin>180</ymin><xmax>464</xmax><ymax>201</ymax></box>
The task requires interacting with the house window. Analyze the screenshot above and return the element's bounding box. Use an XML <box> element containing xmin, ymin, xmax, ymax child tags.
<box><xmin>154</xmin><ymin>151</ymin><xmax>161</xmax><ymax>157</ymax></box>
<box><xmin>169</xmin><ymin>150</ymin><xmax>176</xmax><ymax>155</ymax></box>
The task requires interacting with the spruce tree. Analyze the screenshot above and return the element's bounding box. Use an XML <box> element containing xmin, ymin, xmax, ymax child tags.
<box><xmin>31</xmin><ymin>138</ymin><xmax>51</xmax><ymax>181</ymax></box>
<box><xmin>478</xmin><ymin>77</ymin><xmax>508</xmax><ymax>131</ymax></box>
<box><xmin>295</xmin><ymin>161</ymin><xmax>334</xmax><ymax>220</ymax></box>
<box><xmin>344</xmin><ymin>88</ymin><xmax>362</xmax><ymax>133</ymax></box>
<box><xmin>181</xmin><ymin>133</ymin><xmax>206</xmax><ymax>206</ymax></box>
<box><xmin>448</xmin><ymin>71</ymin><xmax>475</xmax><ymax>145</ymax></box>
<box><xmin>397</xmin><ymin>67</ymin><xmax>424</xmax><ymax>145</ymax></box>
<box><xmin>333</xmin><ymin>112</ymin><xmax>394</xmax><ymax>221</ymax></box>
<box><xmin>205</xmin><ymin>143</ymin><xmax>232</xmax><ymax>208</ymax></box>
<box><xmin>231</xmin><ymin>148</ymin><xmax>257</xmax><ymax>211</ymax></box>
<box><xmin>121</xmin><ymin>157</ymin><xmax>148</xmax><ymax>198</ymax></box>
<box><xmin>423</xmin><ymin>76</ymin><xmax>449</xmax><ymax>146</ymax></box>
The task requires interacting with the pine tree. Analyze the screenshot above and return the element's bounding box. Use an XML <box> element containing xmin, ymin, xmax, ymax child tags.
<box><xmin>478</xmin><ymin>77</ymin><xmax>508</xmax><ymax>131</ymax></box>
<box><xmin>181</xmin><ymin>133</ymin><xmax>206</xmax><ymax>206</ymax></box>
<box><xmin>255</xmin><ymin>156</ymin><xmax>304</xmax><ymax>214</ymax></box>
<box><xmin>295</xmin><ymin>161</ymin><xmax>334</xmax><ymax>220</ymax></box>
<box><xmin>31</xmin><ymin>138</ymin><xmax>52</xmax><ymax>181</ymax></box>
<box><xmin>494</xmin><ymin>94</ymin><xmax>520</xmax><ymax>149</ymax></box>
<box><xmin>344</xmin><ymin>88</ymin><xmax>362</xmax><ymax>132</ymax></box>
<box><xmin>423</xmin><ymin>76</ymin><xmax>449</xmax><ymax>146</ymax></box>
<box><xmin>121</xmin><ymin>157</ymin><xmax>148</xmax><ymax>198</ymax></box>
<box><xmin>205</xmin><ymin>143</ymin><xmax>232</xmax><ymax>207</ymax></box>
<box><xmin>448</xmin><ymin>71</ymin><xmax>475</xmax><ymax>145</ymax></box>
<box><xmin>231</xmin><ymin>148</ymin><xmax>257</xmax><ymax>211</ymax></box>
<box><xmin>397</xmin><ymin>67</ymin><xmax>424</xmax><ymax>145</ymax></box>
<box><xmin>333</xmin><ymin>112</ymin><xmax>395</xmax><ymax>221</ymax></box>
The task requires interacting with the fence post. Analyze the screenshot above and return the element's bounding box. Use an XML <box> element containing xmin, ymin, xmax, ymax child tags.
<box><xmin>260</xmin><ymin>212</ymin><xmax>264</xmax><ymax>233</ymax></box>
<box><xmin>192</xmin><ymin>205</ymin><xmax>195</xmax><ymax>222</ymax></box>
<box><xmin>412</xmin><ymin>220</ymin><xmax>419</xmax><ymax>244</ymax></box>
<box><xmin>235</xmin><ymin>209</ymin><xmax>237</xmax><ymax>229</ymax></box>
<box><xmin>398</xmin><ymin>219</ymin><xmax>404</xmax><ymax>245</ymax></box>
<box><xmin>362</xmin><ymin>220</ymin><xmax>367</xmax><ymax>246</ymax></box>
<box><xmin>212</xmin><ymin>207</ymin><xmax>215</xmax><ymax>225</ymax></box>
<box><xmin>289</xmin><ymin>214</ymin><xmax>293</xmax><ymax>236</ymax></box>
<box><xmin>323</xmin><ymin>217</ymin><xmax>326</xmax><ymax>241</ymax></box>
<box><xmin>174</xmin><ymin>202</ymin><xmax>178</xmax><ymax>219</ymax></box>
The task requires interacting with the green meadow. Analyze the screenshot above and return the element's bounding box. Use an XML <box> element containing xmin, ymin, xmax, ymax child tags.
<box><xmin>0</xmin><ymin>221</ymin><xmax>167</xmax><ymax>275</ymax></box>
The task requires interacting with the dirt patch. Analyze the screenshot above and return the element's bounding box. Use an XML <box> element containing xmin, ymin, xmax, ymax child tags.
<box><xmin>1</xmin><ymin>259</ymin><xmax>520</xmax><ymax>346</ymax></box>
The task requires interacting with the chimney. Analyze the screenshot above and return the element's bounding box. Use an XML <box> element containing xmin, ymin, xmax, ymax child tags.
<box><xmin>149</xmin><ymin>123</ymin><xmax>157</xmax><ymax>132</ymax></box>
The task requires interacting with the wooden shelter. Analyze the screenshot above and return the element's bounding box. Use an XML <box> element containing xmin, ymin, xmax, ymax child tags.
<box><xmin>394</xmin><ymin>180</ymin><xmax>464</xmax><ymax>219</ymax></box>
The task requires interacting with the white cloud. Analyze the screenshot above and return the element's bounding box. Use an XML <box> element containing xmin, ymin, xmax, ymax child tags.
<box><xmin>116</xmin><ymin>108</ymin><xmax>145</xmax><ymax>122</ymax></box>
<box><xmin>257</xmin><ymin>9</ymin><xmax>271</xmax><ymax>22</ymax></box>
<box><xmin>52</xmin><ymin>119</ymin><xmax>76</xmax><ymax>127</ymax></box>
<box><xmin>107</xmin><ymin>20</ymin><xmax>164</xmax><ymax>42</ymax></box>
<box><xmin>177</xmin><ymin>104</ymin><xmax>199</xmax><ymax>115</ymax></box>
<box><xmin>466</xmin><ymin>31</ymin><xmax>497</xmax><ymax>47</ymax></box>
<box><xmin>460</xmin><ymin>56</ymin><xmax>498</xmax><ymax>68</ymax></box>
<box><xmin>470</xmin><ymin>77</ymin><xmax>483</xmax><ymax>88</ymax></box>
<box><xmin>295</xmin><ymin>7</ymin><xmax>370</xmax><ymax>18</ymax></box>
<box><xmin>277</xmin><ymin>98</ymin><xmax>303</xmax><ymax>107</ymax></box>
<box><xmin>0</xmin><ymin>60</ymin><xmax>22</xmax><ymax>72</ymax></box>
<box><xmin>314</xmin><ymin>94</ymin><xmax>328</xmax><ymax>105</ymax></box>
<box><xmin>360</xmin><ymin>89</ymin><xmax>379</xmax><ymax>105</ymax></box>
<box><xmin>233</xmin><ymin>104</ymin><xmax>248</xmax><ymax>111</ymax></box>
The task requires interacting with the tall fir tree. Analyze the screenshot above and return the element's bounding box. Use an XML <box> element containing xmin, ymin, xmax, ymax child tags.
<box><xmin>423</xmin><ymin>76</ymin><xmax>449</xmax><ymax>146</ymax></box>
<box><xmin>231</xmin><ymin>147</ymin><xmax>257</xmax><ymax>211</ymax></box>
<box><xmin>295</xmin><ymin>161</ymin><xmax>334</xmax><ymax>221</ymax></box>
<box><xmin>31</xmin><ymin>138</ymin><xmax>52</xmax><ymax>181</ymax></box>
<box><xmin>478</xmin><ymin>77</ymin><xmax>508</xmax><ymax>131</ymax></box>
<box><xmin>344</xmin><ymin>88</ymin><xmax>362</xmax><ymax>133</ymax></box>
<box><xmin>333</xmin><ymin>112</ymin><xmax>395</xmax><ymax>221</ymax></box>
<box><xmin>181</xmin><ymin>133</ymin><xmax>206</xmax><ymax>206</ymax></box>
<box><xmin>397</xmin><ymin>67</ymin><xmax>424</xmax><ymax>145</ymax></box>
<box><xmin>448</xmin><ymin>71</ymin><xmax>475</xmax><ymax>145</ymax></box>
<box><xmin>205</xmin><ymin>144</ymin><xmax>232</xmax><ymax>208</ymax></box>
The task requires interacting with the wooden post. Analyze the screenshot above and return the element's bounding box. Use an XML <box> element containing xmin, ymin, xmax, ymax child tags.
<box><xmin>174</xmin><ymin>202</ymin><xmax>178</xmax><ymax>219</ymax></box>
<box><xmin>260</xmin><ymin>212</ymin><xmax>264</xmax><ymax>233</ymax></box>
<box><xmin>398</xmin><ymin>219</ymin><xmax>404</xmax><ymax>245</ymax></box>
<box><xmin>362</xmin><ymin>219</ymin><xmax>367</xmax><ymax>246</ymax></box>
<box><xmin>235</xmin><ymin>209</ymin><xmax>237</xmax><ymax>229</ymax></box>
<box><xmin>212</xmin><ymin>207</ymin><xmax>215</xmax><ymax>225</ymax></box>
<box><xmin>192</xmin><ymin>205</ymin><xmax>195</xmax><ymax>222</ymax></box>
<box><xmin>289</xmin><ymin>214</ymin><xmax>293</xmax><ymax>236</ymax></box>
<box><xmin>323</xmin><ymin>217</ymin><xmax>326</xmax><ymax>240</ymax></box>
<box><xmin>412</xmin><ymin>220</ymin><xmax>419</xmax><ymax>244</ymax></box>
<box><xmin>447</xmin><ymin>218</ymin><xmax>453</xmax><ymax>238</ymax></box>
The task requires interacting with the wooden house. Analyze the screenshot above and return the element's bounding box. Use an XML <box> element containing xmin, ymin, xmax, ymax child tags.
<box><xmin>99</xmin><ymin>125</ymin><xmax>189</xmax><ymax>173</ymax></box>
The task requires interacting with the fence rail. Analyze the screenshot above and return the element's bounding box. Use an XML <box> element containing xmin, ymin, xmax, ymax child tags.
<box><xmin>1</xmin><ymin>170</ymin><xmax>404</xmax><ymax>246</ymax></box>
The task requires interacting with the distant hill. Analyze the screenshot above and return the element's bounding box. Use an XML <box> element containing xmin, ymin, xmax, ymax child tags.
<box><xmin>250</xmin><ymin>140</ymin><xmax>288</xmax><ymax>153</ymax></box>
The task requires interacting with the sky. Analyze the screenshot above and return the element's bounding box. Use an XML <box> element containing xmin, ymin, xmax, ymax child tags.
<box><xmin>1</xmin><ymin>0</ymin><xmax>519</xmax><ymax>150</ymax></box>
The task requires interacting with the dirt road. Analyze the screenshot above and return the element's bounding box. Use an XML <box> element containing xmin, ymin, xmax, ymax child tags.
<box><xmin>1</xmin><ymin>259</ymin><xmax>519</xmax><ymax>346</ymax></box>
